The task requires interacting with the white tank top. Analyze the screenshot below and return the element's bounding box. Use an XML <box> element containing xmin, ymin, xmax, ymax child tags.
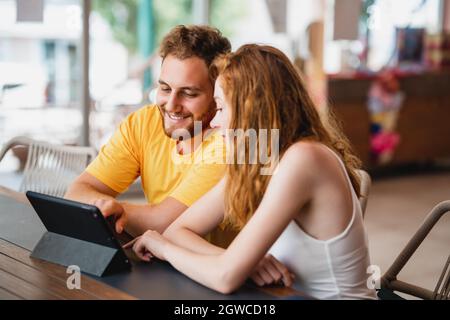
<box><xmin>268</xmin><ymin>145</ymin><xmax>377</xmax><ymax>300</ymax></box>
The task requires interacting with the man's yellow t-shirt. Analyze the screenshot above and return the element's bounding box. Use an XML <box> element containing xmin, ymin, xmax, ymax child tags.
<box><xmin>86</xmin><ymin>105</ymin><xmax>226</xmax><ymax>207</ymax></box>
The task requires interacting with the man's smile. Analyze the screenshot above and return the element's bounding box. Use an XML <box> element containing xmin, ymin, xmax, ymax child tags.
<box><xmin>166</xmin><ymin>112</ymin><xmax>192</xmax><ymax>121</ymax></box>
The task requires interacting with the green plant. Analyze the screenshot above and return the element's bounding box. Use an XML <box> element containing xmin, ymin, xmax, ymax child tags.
<box><xmin>93</xmin><ymin>0</ymin><xmax>247</xmax><ymax>54</ymax></box>
<box><xmin>93</xmin><ymin>0</ymin><xmax>139</xmax><ymax>53</ymax></box>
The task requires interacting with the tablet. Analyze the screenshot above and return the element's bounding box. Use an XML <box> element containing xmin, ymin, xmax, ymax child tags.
<box><xmin>26</xmin><ymin>191</ymin><xmax>131</xmax><ymax>276</ymax></box>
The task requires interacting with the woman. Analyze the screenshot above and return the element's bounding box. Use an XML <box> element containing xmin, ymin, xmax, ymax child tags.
<box><xmin>127</xmin><ymin>44</ymin><xmax>377</xmax><ymax>300</ymax></box>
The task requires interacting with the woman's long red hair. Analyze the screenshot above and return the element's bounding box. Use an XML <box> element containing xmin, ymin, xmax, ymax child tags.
<box><xmin>211</xmin><ymin>44</ymin><xmax>361</xmax><ymax>230</ymax></box>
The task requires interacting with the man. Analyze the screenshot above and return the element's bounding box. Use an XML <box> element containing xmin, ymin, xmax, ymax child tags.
<box><xmin>65</xmin><ymin>25</ymin><xmax>231</xmax><ymax>238</ymax></box>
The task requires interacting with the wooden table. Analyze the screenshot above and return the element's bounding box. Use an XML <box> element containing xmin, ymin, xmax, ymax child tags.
<box><xmin>0</xmin><ymin>186</ymin><xmax>309</xmax><ymax>300</ymax></box>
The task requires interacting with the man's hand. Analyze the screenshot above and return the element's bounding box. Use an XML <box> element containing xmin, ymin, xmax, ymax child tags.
<box><xmin>250</xmin><ymin>254</ymin><xmax>295</xmax><ymax>287</ymax></box>
<box><xmin>93</xmin><ymin>199</ymin><xmax>127</xmax><ymax>234</ymax></box>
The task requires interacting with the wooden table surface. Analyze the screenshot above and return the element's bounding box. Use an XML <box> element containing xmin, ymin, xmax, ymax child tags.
<box><xmin>0</xmin><ymin>186</ymin><xmax>310</xmax><ymax>300</ymax></box>
<box><xmin>0</xmin><ymin>237</ymin><xmax>135</xmax><ymax>300</ymax></box>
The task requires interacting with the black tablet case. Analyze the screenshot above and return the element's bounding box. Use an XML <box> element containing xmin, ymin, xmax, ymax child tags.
<box><xmin>26</xmin><ymin>191</ymin><xmax>131</xmax><ymax>277</ymax></box>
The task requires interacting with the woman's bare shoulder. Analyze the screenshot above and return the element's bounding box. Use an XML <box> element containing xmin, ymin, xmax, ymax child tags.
<box><xmin>282</xmin><ymin>141</ymin><xmax>333</xmax><ymax>168</ymax></box>
<box><xmin>277</xmin><ymin>141</ymin><xmax>341</xmax><ymax>184</ymax></box>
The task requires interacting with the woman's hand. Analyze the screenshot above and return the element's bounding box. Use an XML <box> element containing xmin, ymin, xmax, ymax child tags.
<box><xmin>250</xmin><ymin>254</ymin><xmax>295</xmax><ymax>287</ymax></box>
<box><xmin>123</xmin><ymin>230</ymin><xmax>170</xmax><ymax>262</ymax></box>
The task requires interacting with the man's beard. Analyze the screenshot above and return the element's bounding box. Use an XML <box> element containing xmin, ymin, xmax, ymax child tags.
<box><xmin>159</xmin><ymin>105</ymin><xmax>215</xmax><ymax>139</ymax></box>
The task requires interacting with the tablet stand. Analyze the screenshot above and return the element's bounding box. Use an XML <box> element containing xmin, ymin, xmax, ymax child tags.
<box><xmin>31</xmin><ymin>231</ymin><xmax>131</xmax><ymax>277</ymax></box>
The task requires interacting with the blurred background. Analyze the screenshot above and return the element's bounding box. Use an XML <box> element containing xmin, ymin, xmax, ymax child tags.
<box><xmin>0</xmin><ymin>0</ymin><xmax>449</xmax><ymax>299</ymax></box>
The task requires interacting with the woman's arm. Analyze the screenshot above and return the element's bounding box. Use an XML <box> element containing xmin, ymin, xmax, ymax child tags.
<box><xmin>162</xmin><ymin>177</ymin><xmax>295</xmax><ymax>287</ymax></box>
<box><xmin>133</xmin><ymin>143</ymin><xmax>318</xmax><ymax>294</ymax></box>
<box><xmin>163</xmin><ymin>178</ymin><xmax>227</xmax><ymax>255</ymax></box>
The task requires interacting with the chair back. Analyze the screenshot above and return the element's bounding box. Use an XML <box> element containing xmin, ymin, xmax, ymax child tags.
<box><xmin>380</xmin><ymin>201</ymin><xmax>450</xmax><ymax>300</ymax></box>
<box><xmin>1</xmin><ymin>136</ymin><xmax>96</xmax><ymax>197</ymax></box>
<box><xmin>357</xmin><ymin>169</ymin><xmax>371</xmax><ymax>218</ymax></box>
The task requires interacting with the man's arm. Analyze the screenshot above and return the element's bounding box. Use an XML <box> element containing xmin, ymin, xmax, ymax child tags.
<box><xmin>121</xmin><ymin>197</ymin><xmax>188</xmax><ymax>236</ymax></box>
<box><xmin>65</xmin><ymin>171</ymin><xmax>119</xmax><ymax>204</ymax></box>
<box><xmin>65</xmin><ymin>172</ymin><xmax>188</xmax><ymax>236</ymax></box>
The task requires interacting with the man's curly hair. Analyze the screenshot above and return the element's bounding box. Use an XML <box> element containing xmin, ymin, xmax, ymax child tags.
<box><xmin>159</xmin><ymin>25</ymin><xmax>231</xmax><ymax>69</ymax></box>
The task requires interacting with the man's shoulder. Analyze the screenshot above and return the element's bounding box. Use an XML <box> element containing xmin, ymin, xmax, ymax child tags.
<box><xmin>113</xmin><ymin>104</ymin><xmax>166</xmax><ymax>154</ymax></box>
<box><xmin>125</xmin><ymin>104</ymin><xmax>164</xmax><ymax>136</ymax></box>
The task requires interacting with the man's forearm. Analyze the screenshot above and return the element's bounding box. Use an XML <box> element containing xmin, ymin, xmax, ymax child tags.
<box><xmin>121</xmin><ymin>202</ymin><xmax>183</xmax><ymax>236</ymax></box>
<box><xmin>120</xmin><ymin>203</ymin><xmax>152</xmax><ymax>236</ymax></box>
<box><xmin>64</xmin><ymin>182</ymin><xmax>115</xmax><ymax>204</ymax></box>
<box><xmin>65</xmin><ymin>180</ymin><xmax>188</xmax><ymax>238</ymax></box>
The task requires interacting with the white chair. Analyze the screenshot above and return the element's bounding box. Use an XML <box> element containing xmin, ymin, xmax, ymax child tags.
<box><xmin>0</xmin><ymin>136</ymin><xmax>96</xmax><ymax>197</ymax></box>
<box><xmin>357</xmin><ymin>169</ymin><xmax>371</xmax><ymax>218</ymax></box>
